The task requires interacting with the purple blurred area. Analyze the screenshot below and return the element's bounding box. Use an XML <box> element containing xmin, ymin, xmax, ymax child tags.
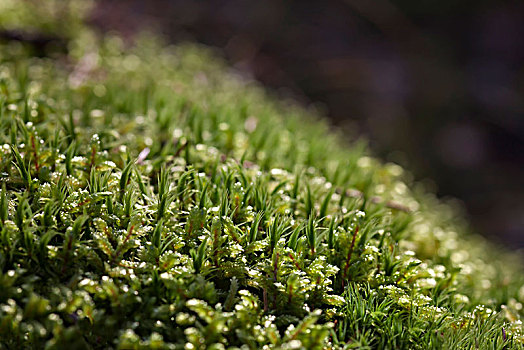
<box><xmin>91</xmin><ymin>0</ymin><xmax>524</xmax><ymax>248</ymax></box>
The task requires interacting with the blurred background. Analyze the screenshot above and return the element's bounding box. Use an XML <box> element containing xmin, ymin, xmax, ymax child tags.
<box><xmin>4</xmin><ymin>0</ymin><xmax>524</xmax><ymax>248</ymax></box>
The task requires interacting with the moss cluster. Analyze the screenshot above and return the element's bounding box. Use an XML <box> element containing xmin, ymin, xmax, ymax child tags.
<box><xmin>0</xmin><ymin>3</ymin><xmax>523</xmax><ymax>349</ymax></box>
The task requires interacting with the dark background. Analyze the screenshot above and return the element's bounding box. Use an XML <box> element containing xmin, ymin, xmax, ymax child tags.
<box><xmin>90</xmin><ymin>0</ymin><xmax>524</xmax><ymax>249</ymax></box>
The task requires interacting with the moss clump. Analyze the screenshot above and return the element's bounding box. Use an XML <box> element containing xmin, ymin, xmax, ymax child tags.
<box><xmin>1</xmin><ymin>4</ymin><xmax>523</xmax><ymax>349</ymax></box>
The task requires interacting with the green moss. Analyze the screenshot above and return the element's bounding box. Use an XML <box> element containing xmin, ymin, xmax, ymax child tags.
<box><xmin>0</xmin><ymin>4</ymin><xmax>523</xmax><ymax>349</ymax></box>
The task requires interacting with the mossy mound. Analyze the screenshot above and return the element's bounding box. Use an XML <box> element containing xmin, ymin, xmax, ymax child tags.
<box><xmin>0</xmin><ymin>3</ymin><xmax>523</xmax><ymax>349</ymax></box>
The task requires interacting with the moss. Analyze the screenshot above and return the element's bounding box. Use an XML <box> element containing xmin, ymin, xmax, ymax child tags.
<box><xmin>0</xmin><ymin>3</ymin><xmax>523</xmax><ymax>349</ymax></box>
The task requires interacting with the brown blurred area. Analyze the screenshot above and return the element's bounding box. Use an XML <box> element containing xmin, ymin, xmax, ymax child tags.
<box><xmin>90</xmin><ymin>0</ymin><xmax>524</xmax><ymax>248</ymax></box>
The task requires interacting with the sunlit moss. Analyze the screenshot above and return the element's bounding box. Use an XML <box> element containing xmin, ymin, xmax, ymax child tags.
<box><xmin>0</xmin><ymin>2</ymin><xmax>523</xmax><ymax>349</ymax></box>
